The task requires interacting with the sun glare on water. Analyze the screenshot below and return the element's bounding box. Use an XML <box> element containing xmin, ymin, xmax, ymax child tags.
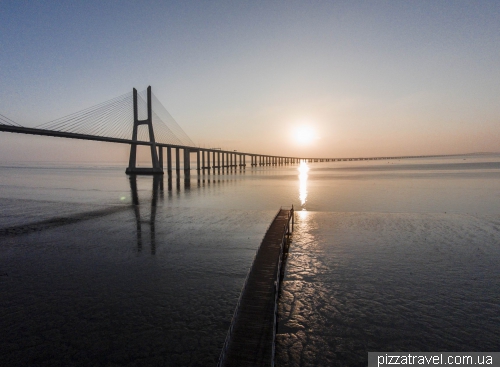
<box><xmin>293</xmin><ymin>126</ymin><xmax>317</xmax><ymax>145</ymax></box>
<box><xmin>298</xmin><ymin>161</ymin><xmax>309</xmax><ymax>209</ymax></box>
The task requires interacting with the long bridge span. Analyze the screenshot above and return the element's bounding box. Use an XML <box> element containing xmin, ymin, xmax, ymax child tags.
<box><xmin>0</xmin><ymin>86</ymin><xmax>460</xmax><ymax>174</ymax></box>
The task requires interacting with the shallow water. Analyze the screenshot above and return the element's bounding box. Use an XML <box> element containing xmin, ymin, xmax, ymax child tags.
<box><xmin>276</xmin><ymin>212</ymin><xmax>500</xmax><ymax>366</ymax></box>
<box><xmin>0</xmin><ymin>167</ymin><xmax>281</xmax><ymax>366</ymax></box>
<box><xmin>1</xmin><ymin>155</ymin><xmax>499</xmax><ymax>366</ymax></box>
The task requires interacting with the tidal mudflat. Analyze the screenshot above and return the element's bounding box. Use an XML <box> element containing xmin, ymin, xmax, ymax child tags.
<box><xmin>276</xmin><ymin>211</ymin><xmax>500</xmax><ymax>366</ymax></box>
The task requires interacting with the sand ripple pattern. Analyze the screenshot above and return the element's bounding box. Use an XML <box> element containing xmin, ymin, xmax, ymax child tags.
<box><xmin>276</xmin><ymin>212</ymin><xmax>500</xmax><ymax>366</ymax></box>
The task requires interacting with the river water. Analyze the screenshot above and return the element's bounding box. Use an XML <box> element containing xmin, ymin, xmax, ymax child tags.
<box><xmin>1</xmin><ymin>155</ymin><xmax>499</xmax><ymax>366</ymax></box>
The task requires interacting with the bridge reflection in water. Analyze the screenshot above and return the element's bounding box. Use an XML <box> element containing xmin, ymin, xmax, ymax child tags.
<box><xmin>128</xmin><ymin>174</ymin><xmax>161</xmax><ymax>254</ymax></box>
<box><xmin>128</xmin><ymin>173</ymin><xmax>201</xmax><ymax>254</ymax></box>
<box><xmin>128</xmin><ymin>172</ymin><xmax>233</xmax><ymax>254</ymax></box>
<box><xmin>0</xmin><ymin>172</ymin><xmax>207</xmax><ymax>255</ymax></box>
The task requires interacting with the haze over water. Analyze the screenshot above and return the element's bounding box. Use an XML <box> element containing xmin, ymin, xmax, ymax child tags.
<box><xmin>1</xmin><ymin>154</ymin><xmax>499</xmax><ymax>366</ymax></box>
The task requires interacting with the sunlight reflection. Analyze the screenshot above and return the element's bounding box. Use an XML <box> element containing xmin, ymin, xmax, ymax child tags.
<box><xmin>298</xmin><ymin>160</ymin><xmax>309</xmax><ymax>210</ymax></box>
<box><xmin>297</xmin><ymin>209</ymin><xmax>309</xmax><ymax>221</ymax></box>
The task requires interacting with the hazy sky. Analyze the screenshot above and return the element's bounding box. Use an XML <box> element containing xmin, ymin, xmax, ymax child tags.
<box><xmin>1</xmin><ymin>1</ymin><xmax>499</xmax><ymax>162</ymax></box>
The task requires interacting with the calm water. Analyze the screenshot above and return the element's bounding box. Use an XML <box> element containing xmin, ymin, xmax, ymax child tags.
<box><xmin>1</xmin><ymin>155</ymin><xmax>499</xmax><ymax>366</ymax></box>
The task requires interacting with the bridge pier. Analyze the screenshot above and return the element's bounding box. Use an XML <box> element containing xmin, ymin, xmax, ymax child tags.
<box><xmin>184</xmin><ymin>148</ymin><xmax>191</xmax><ymax>173</ymax></box>
<box><xmin>167</xmin><ymin>147</ymin><xmax>172</xmax><ymax>175</ymax></box>
<box><xmin>176</xmin><ymin>148</ymin><xmax>180</xmax><ymax>173</ymax></box>
<box><xmin>126</xmin><ymin>86</ymin><xmax>163</xmax><ymax>175</ymax></box>
<box><xmin>201</xmin><ymin>150</ymin><xmax>205</xmax><ymax>173</ymax></box>
<box><xmin>158</xmin><ymin>147</ymin><xmax>163</xmax><ymax>168</ymax></box>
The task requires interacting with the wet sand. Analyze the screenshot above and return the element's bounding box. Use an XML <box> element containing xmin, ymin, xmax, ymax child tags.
<box><xmin>276</xmin><ymin>212</ymin><xmax>500</xmax><ymax>366</ymax></box>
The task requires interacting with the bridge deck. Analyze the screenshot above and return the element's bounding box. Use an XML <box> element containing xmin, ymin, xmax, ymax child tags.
<box><xmin>219</xmin><ymin>208</ymin><xmax>292</xmax><ymax>367</ymax></box>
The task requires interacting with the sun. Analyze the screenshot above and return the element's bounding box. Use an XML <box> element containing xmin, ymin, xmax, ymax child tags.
<box><xmin>293</xmin><ymin>125</ymin><xmax>317</xmax><ymax>145</ymax></box>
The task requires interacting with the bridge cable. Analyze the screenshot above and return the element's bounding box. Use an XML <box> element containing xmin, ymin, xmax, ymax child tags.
<box><xmin>35</xmin><ymin>92</ymin><xmax>132</xmax><ymax>133</ymax></box>
<box><xmin>151</xmin><ymin>92</ymin><xmax>195</xmax><ymax>146</ymax></box>
<box><xmin>0</xmin><ymin>113</ymin><xmax>23</xmax><ymax>127</ymax></box>
<box><xmin>43</xmin><ymin>94</ymin><xmax>131</xmax><ymax>134</ymax></box>
<box><xmin>81</xmin><ymin>95</ymin><xmax>133</xmax><ymax>137</ymax></box>
<box><xmin>29</xmin><ymin>89</ymin><xmax>195</xmax><ymax>146</ymax></box>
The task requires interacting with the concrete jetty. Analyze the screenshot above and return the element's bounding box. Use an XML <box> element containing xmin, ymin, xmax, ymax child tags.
<box><xmin>218</xmin><ymin>207</ymin><xmax>294</xmax><ymax>367</ymax></box>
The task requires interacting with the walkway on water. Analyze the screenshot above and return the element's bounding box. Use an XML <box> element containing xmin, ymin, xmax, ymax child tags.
<box><xmin>218</xmin><ymin>208</ymin><xmax>293</xmax><ymax>367</ymax></box>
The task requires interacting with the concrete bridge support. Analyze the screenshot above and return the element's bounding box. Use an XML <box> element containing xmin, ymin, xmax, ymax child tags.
<box><xmin>167</xmin><ymin>147</ymin><xmax>172</xmax><ymax>174</ymax></box>
<box><xmin>176</xmin><ymin>148</ymin><xmax>180</xmax><ymax>173</ymax></box>
<box><xmin>183</xmin><ymin>148</ymin><xmax>190</xmax><ymax>172</ymax></box>
<box><xmin>158</xmin><ymin>147</ymin><xmax>163</xmax><ymax>168</ymax></box>
<box><xmin>126</xmin><ymin>86</ymin><xmax>163</xmax><ymax>175</ymax></box>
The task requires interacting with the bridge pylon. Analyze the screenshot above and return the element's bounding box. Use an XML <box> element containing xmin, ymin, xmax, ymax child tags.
<box><xmin>126</xmin><ymin>86</ymin><xmax>164</xmax><ymax>175</ymax></box>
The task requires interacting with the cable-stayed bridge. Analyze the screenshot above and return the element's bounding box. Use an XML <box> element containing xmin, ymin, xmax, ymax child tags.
<box><xmin>0</xmin><ymin>86</ymin><xmax>453</xmax><ymax>174</ymax></box>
